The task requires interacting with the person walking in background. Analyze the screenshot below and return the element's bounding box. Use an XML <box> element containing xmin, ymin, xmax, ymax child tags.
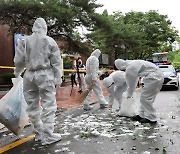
<box><xmin>76</xmin><ymin>57</ymin><xmax>86</xmax><ymax>93</ymax></box>
<box><xmin>14</xmin><ymin>18</ymin><xmax>62</xmax><ymax>145</ymax></box>
<box><xmin>83</xmin><ymin>49</ymin><xmax>108</xmax><ymax>110</ymax></box>
<box><xmin>115</xmin><ymin>59</ymin><xmax>164</xmax><ymax>123</ymax></box>
<box><xmin>70</xmin><ymin>65</ymin><xmax>77</xmax><ymax>88</ymax></box>
<box><xmin>103</xmin><ymin>70</ymin><xmax>127</xmax><ymax>111</ymax></box>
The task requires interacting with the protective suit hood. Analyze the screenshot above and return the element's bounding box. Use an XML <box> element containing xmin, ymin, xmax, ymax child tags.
<box><xmin>103</xmin><ymin>77</ymin><xmax>114</xmax><ymax>88</ymax></box>
<box><xmin>111</xmin><ymin>71</ymin><xmax>126</xmax><ymax>87</ymax></box>
<box><xmin>91</xmin><ymin>49</ymin><xmax>101</xmax><ymax>58</ymax></box>
<box><xmin>115</xmin><ymin>59</ymin><xmax>128</xmax><ymax>71</ymax></box>
<box><xmin>32</xmin><ymin>18</ymin><xmax>47</xmax><ymax>36</ymax></box>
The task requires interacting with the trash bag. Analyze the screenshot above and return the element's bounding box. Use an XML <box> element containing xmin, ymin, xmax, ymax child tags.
<box><xmin>0</xmin><ymin>76</ymin><xmax>29</xmax><ymax>135</ymax></box>
<box><xmin>118</xmin><ymin>93</ymin><xmax>139</xmax><ymax>117</ymax></box>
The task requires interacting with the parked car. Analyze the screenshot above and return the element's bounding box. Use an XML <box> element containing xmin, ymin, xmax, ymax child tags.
<box><xmin>158</xmin><ymin>65</ymin><xmax>179</xmax><ymax>90</ymax></box>
<box><xmin>140</xmin><ymin>65</ymin><xmax>179</xmax><ymax>90</ymax></box>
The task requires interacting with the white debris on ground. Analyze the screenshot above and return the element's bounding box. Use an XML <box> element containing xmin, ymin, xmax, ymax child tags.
<box><xmin>0</xmin><ymin>92</ymin><xmax>179</xmax><ymax>153</ymax></box>
<box><xmin>141</xmin><ymin>151</ymin><xmax>151</xmax><ymax>154</ymax></box>
<box><xmin>59</xmin><ymin>111</ymin><xmax>158</xmax><ymax>141</ymax></box>
<box><xmin>52</xmin><ymin>105</ymin><xmax>180</xmax><ymax>153</ymax></box>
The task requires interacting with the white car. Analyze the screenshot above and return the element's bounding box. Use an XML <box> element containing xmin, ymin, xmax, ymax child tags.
<box><xmin>158</xmin><ymin>65</ymin><xmax>179</xmax><ymax>90</ymax></box>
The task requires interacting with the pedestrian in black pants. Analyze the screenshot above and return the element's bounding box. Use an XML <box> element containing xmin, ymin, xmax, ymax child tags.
<box><xmin>70</xmin><ymin>65</ymin><xmax>77</xmax><ymax>87</ymax></box>
<box><xmin>71</xmin><ymin>72</ymin><xmax>77</xmax><ymax>87</ymax></box>
<box><xmin>76</xmin><ymin>57</ymin><xmax>85</xmax><ymax>93</ymax></box>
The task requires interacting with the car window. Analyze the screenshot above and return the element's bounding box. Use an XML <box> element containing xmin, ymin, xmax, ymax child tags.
<box><xmin>158</xmin><ymin>66</ymin><xmax>175</xmax><ymax>72</ymax></box>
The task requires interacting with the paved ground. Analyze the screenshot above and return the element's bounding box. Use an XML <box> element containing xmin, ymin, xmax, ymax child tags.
<box><xmin>0</xmin><ymin>80</ymin><xmax>180</xmax><ymax>154</ymax></box>
<box><xmin>0</xmin><ymin>80</ymin><xmax>109</xmax><ymax>153</ymax></box>
<box><xmin>56</xmin><ymin>80</ymin><xmax>108</xmax><ymax>109</ymax></box>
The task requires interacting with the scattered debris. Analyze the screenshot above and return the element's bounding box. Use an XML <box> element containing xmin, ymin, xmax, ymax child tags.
<box><xmin>141</xmin><ymin>151</ymin><xmax>151</xmax><ymax>154</ymax></box>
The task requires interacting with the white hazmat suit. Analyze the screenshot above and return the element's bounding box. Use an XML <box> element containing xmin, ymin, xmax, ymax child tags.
<box><xmin>83</xmin><ymin>49</ymin><xmax>108</xmax><ymax>110</ymax></box>
<box><xmin>14</xmin><ymin>18</ymin><xmax>62</xmax><ymax>145</ymax></box>
<box><xmin>115</xmin><ymin>59</ymin><xmax>164</xmax><ymax>123</ymax></box>
<box><xmin>103</xmin><ymin>71</ymin><xmax>127</xmax><ymax>110</ymax></box>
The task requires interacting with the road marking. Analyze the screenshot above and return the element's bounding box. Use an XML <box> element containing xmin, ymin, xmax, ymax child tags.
<box><xmin>0</xmin><ymin>134</ymin><xmax>35</xmax><ymax>154</ymax></box>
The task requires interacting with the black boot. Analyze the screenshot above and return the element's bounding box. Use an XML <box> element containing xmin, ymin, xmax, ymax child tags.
<box><xmin>131</xmin><ymin>115</ymin><xmax>143</xmax><ymax>121</ymax></box>
<box><xmin>140</xmin><ymin>118</ymin><xmax>157</xmax><ymax>124</ymax></box>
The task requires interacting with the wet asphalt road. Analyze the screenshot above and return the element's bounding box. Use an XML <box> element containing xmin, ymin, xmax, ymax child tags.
<box><xmin>0</xmin><ymin>87</ymin><xmax>180</xmax><ymax>154</ymax></box>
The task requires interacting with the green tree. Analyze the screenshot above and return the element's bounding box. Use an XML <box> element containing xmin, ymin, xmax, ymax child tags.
<box><xmin>168</xmin><ymin>36</ymin><xmax>180</xmax><ymax>63</ymax></box>
<box><xmin>173</xmin><ymin>51</ymin><xmax>180</xmax><ymax>62</ymax></box>
<box><xmin>168</xmin><ymin>50</ymin><xmax>179</xmax><ymax>62</ymax></box>
<box><xmin>172</xmin><ymin>50</ymin><xmax>180</xmax><ymax>69</ymax></box>
<box><xmin>0</xmin><ymin>0</ymin><xmax>102</xmax><ymax>54</ymax></box>
<box><xmin>124</xmin><ymin>10</ymin><xmax>178</xmax><ymax>59</ymax></box>
<box><xmin>89</xmin><ymin>10</ymin><xmax>178</xmax><ymax>60</ymax></box>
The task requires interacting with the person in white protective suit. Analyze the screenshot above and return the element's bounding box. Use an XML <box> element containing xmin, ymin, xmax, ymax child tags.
<box><xmin>115</xmin><ymin>59</ymin><xmax>164</xmax><ymax>123</ymax></box>
<box><xmin>14</xmin><ymin>18</ymin><xmax>62</xmax><ymax>145</ymax></box>
<box><xmin>103</xmin><ymin>71</ymin><xmax>127</xmax><ymax>111</ymax></box>
<box><xmin>83</xmin><ymin>49</ymin><xmax>108</xmax><ymax>110</ymax></box>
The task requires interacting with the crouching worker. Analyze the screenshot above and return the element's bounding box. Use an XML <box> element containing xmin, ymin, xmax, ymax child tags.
<box><xmin>115</xmin><ymin>59</ymin><xmax>164</xmax><ymax>124</ymax></box>
<box><xmin>14</xmin><ymin>18</ymin><xmax>62</xmax><ymax>145</ymax></box>
<box><xmin>103</xmin><ymin>71</ymin><xmax>127</xmax><ymax>111</ymax></box>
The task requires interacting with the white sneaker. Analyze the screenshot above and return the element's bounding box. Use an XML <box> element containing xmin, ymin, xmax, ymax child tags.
<box><xmin>83</xmin><ymin>104</ymin><xmax>93</xmax><ymax>111</ymax></box>
<box><xmin>41</xmin><ymin>133</ymin><xmax>61</xmax><ymax>145</ymax></box>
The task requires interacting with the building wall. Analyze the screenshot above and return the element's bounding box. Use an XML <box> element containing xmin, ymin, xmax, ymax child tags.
<box><xmin>0</xmin><ymin>24</ymin><xmax>113</xmax><ymax>75</ymax></box>
<box><xmin>0</xmin><ymin>25</ymin><xmax>88</xmax><ymax>75</ymax></box>
<box><xmin>0</xmin><ymin>25</ymin><xmax>14</xmax><ymax>75</ymax></box>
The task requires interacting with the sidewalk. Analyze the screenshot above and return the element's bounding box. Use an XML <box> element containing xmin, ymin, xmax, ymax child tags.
<box><xmin>56</xmin><ymin>80</ymin><xmax>108</xmax><ymax>108</ymax></box>
<box><xmin>0</xmin><ymin>80</ymin><xmax>108</xmax><ymax>109</ymax></box>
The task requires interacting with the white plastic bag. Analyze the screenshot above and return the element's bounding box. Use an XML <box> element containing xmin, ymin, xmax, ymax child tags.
<box><xmin>118</xmin><ymin>93</ymin><xmax>139</xmax><ymax>117</ymax></box>
<box><xmin>0</xmin><ymin>76</ymin><xmax>29</xmax><ymax>135</ymax></box>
